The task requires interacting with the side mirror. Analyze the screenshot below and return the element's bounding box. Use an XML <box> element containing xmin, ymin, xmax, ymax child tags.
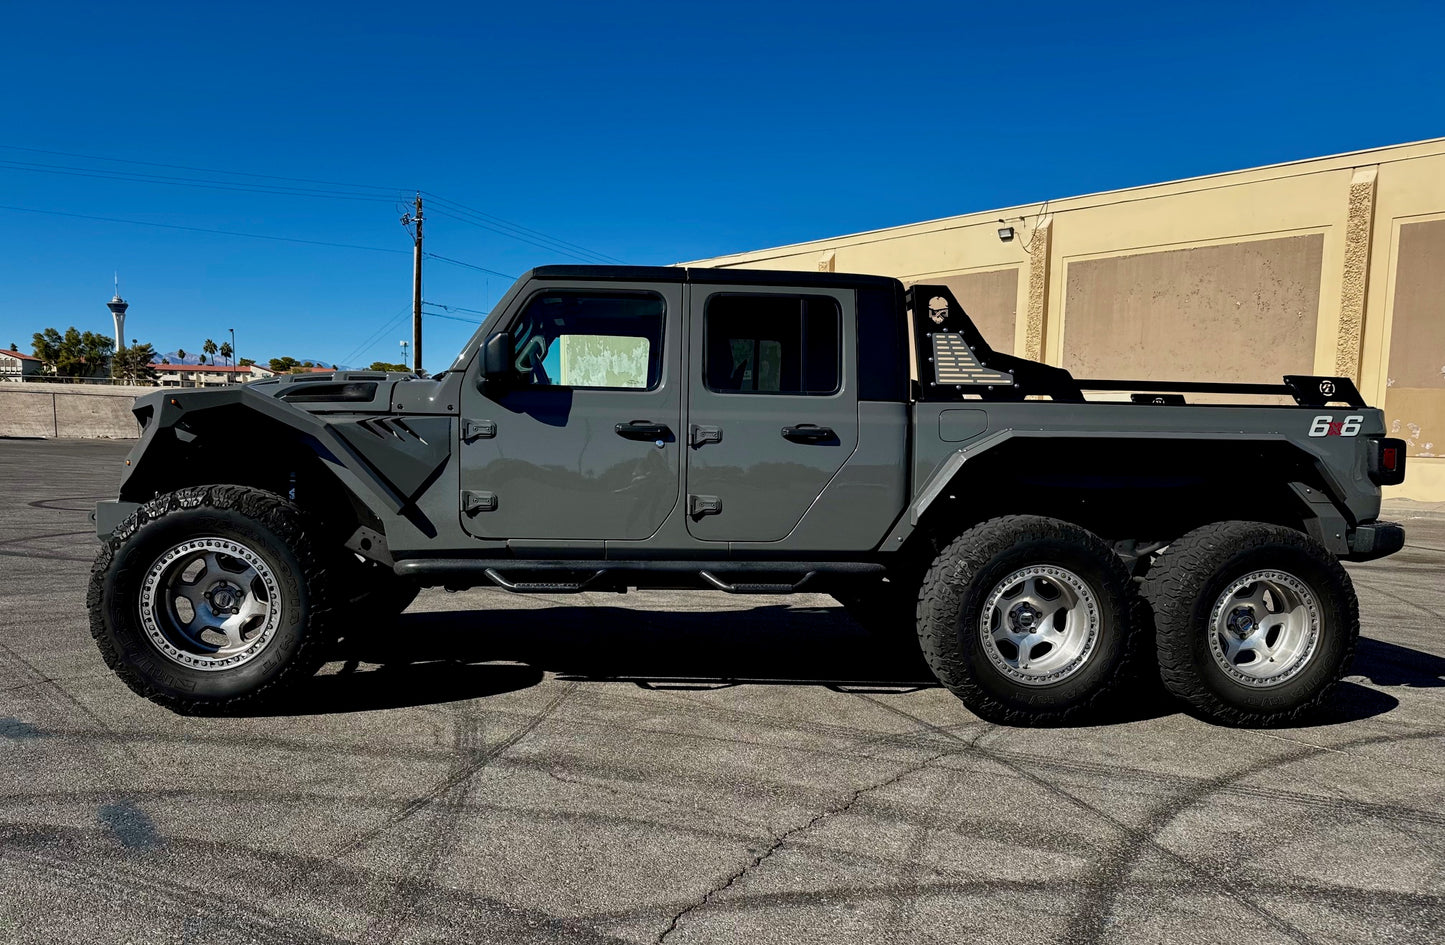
<box><xmin>480</xmin><ymin>331</ymin><xmax>514</xmax><ymax>385</ymax></box>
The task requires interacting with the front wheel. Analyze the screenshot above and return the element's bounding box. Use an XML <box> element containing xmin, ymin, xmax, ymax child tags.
<box><xmin>1144</xmin><ymin>521</ymin><xmax>1358</xmax><ymax>726</ymax></box>
<box><xmin>917</xmin><ymin>515</ymin><xmax>1141</xmax><ymax>725</ymax></box>
<box><xmin>87</xmin><ymin>485</ymin><xmax>336</xmax><ymax>713</ymax></box>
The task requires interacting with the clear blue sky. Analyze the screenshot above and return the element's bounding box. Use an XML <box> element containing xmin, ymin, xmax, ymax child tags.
<box><xmin>1</xmin><ymin>0</ymin><xmax>1441</xmax><ymax>372</ymax></box>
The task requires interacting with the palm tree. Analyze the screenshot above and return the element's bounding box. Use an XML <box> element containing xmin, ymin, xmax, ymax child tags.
<box><xmin>217</xmin><ymin>340</ymin><xmax>235</xmax><ymax>384</ymax></box>
<box><xmin>203</xmin><ymin>338</ymin><xmax>218</xmax><ymax>367</ymax></box>
<box><xmin>177</xmin><ymin>347</ymin><xmax>187</xmax><ymax>363</ymax></box>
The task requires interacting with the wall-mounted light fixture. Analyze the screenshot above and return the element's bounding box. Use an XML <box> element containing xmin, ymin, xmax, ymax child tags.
<box><xmin>997</xmin><ymin>225</ymin><xmax>1015</xmax><ymax>242</ymax></box>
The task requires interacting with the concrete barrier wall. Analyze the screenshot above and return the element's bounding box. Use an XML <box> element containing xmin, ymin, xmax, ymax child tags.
<box><xmin>0</xmin><ymin>385</ymin><xmax>150</xmax><ymax>439</ymax></box>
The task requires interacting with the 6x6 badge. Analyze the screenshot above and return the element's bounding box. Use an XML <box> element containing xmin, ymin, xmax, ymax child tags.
<box><xmin>1309</xmin><ymin>415</ymin><xmax>1362</xmax><ymax>437</ymax></box>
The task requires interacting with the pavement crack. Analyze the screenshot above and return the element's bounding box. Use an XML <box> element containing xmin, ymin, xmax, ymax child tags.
<box><xmin>654</xmin><ymin>750</ymin><xmax>946</xmax><ymax>944</ymax></box>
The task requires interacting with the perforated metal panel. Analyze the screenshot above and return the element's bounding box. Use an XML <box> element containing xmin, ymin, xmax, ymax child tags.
<box><xmin>931</xmin><ymin>333</ymin><xmax>1013</xmax><ymax>386</ymax></box>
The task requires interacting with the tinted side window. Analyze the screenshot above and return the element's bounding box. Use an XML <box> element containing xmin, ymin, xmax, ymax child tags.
<box><xmin>507</xmin><ymin>291</ymin><xmax>664</xmax><ymax>390</ymax></box>
<box><xmin>857</xmin><ymin>285</ymin><xmax>908</xmax><ymax>401</ymax></box>
<box><xmin>704</xmin><ymin>294</ymin><xmax>840</xmax><ymax>395</ymax></box>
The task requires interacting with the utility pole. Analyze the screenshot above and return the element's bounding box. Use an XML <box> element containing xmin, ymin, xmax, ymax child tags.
<box><xmin>229</xmin><ymin>327</ymin><xmax>237</xmax><ymax>385</ymax></box>
<box><xmin>402</xmin><ymin>193</ymin><xmax>423</xmax><ymax>372</ymax></box>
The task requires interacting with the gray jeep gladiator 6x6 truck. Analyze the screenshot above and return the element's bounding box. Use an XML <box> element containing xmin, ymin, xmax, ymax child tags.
<box><xmin>90</xmin><ymin>265</ymin><xmax>1407</xmax><ymax>726</ymax></box>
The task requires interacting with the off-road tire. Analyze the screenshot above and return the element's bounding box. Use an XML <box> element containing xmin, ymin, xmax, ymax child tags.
<box><xmin>88</xmin><ymin>485</ymin><xmax>336</xmax><ymax>714</ymax></box>
<box><xmin>917</xmin><ymin>515</ymin><xmax>1140</xmax><ymax>725</ymax></box>
<box><xmin>1144</xmin><ymin>521</ymin><xmax>1358</xmax><ymax>727</ymax></box>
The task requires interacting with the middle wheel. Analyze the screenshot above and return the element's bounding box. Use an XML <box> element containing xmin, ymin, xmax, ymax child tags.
<box><xmin>917</xmin><ymin>515</ymin><xmax>1139</xmax><ymax>724</ymax></box>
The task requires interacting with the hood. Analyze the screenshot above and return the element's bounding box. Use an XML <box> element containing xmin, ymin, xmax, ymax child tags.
<box><xmin>244</xmin><ymin>370</ymin><xmax>420</xmax><ymax>413</ymax></box>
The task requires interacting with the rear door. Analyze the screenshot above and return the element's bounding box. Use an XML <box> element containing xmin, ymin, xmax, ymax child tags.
<box><xmin>685</xmin><ymin>284</ymin><xmax>858</xmax><ymax>541</ymax></box>
<box><xmin>458</xmin><ymin>280</ymin><xmax>682</xmax><ymax>541</ymax></box>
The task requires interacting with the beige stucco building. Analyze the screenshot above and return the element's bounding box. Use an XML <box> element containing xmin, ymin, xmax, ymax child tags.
<box><xmin>0</xmin><ymin>348</ymin><xmax>43</xmax><ymax>381</ymax></box>
<box><xmin>153</xmin><ymin>363</ymin><xmax>275</xmax><ymax>387</ymax></box>
<box><xmin>684</xmin><ymin>138</ymin><xmax>1445</xmax><ymax>502</ymax></box>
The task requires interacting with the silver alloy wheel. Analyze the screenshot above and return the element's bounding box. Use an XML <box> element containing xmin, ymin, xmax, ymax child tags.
<box><xmin>979</xmin><ymin>566</ymin><xmax>1101</xmax><ymax>685</ymax></box>
<box><xmin>137</xmin><ymin>537</ymin><xmax>282</xmax><ymax>671</ymax></box>
<box><xmin>1208</xmin><ymin>570</ymin><xmax>1320</xmax><ymax>687</ymax></box>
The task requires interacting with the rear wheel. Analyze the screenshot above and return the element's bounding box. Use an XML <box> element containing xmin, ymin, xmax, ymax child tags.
<box><xmin>1145</xmin><ymin>521</ymin><xmax>1358</xmax><ymax>726</ymax></box>
<box><xmin>917</xmin><ymin>515</ymin><xmax>1140</xmax><ymax>725</ymax></box>
<box><xmin>88</xmin><ymin>485</ymin><xmax>335</xmax><ymax>713</ymax></box>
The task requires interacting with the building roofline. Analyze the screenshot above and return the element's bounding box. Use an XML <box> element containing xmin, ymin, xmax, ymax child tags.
<box><xmin>522</xmin><ymin>264</ymin><xmax>898</xmax><ymax>289</ymax></box>
<box><xmin>680</xmin><ymin>136</ymin><xmax>1445</xmax><ymax>267</ymax></box>
<box><xmin>0</xmin><ymin>349</ymin><xmax>41</xmax><ymax>361</ymax></box>
<box><xmin>157</xmin><ymin>363</ymin><xmax>268</xmax><ymax>373</ymax></box>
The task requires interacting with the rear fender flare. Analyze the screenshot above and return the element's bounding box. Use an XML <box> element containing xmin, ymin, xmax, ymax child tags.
<box><xmin>883</xmin><ymin>429</ymin><xmax>1355</xmax><ymax>553</ymax></box>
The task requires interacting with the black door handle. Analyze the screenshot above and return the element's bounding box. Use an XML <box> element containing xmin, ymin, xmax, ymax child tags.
<box><xmin>781</xmin><ymin>424</ymin><xmax>835</xmax><ymax>442</ymax></box>
<box><xmin>615</xmin><ymin>420</ymin><xmax>671</xmax><ymax>440</ymax></box>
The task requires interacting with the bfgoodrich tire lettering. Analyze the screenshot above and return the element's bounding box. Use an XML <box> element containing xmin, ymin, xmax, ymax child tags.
<box><xmin>87</xmin><ymin>485</ymin><xmax>335</xmax><ymax>713</ymax></box>
<box><xmin>1144</xmin><ymin>521</ymin><xmax>1358</xmax><ymax>727</ymax></box>
<box><xmin>917</xmin><ymin>515</ymin><xmax>1141</xmax><ymax>725</ymax></box>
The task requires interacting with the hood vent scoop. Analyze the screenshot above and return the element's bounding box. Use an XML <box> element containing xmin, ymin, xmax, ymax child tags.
<box><xmin>278</xmin><ymin>382</ymin><xmax>378</xmax><ymax>404</ymax></box>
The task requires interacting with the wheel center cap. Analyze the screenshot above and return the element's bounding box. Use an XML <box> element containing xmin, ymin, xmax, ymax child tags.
<box><xmin>1227</xmin><ymin>607</ymin><xmax>1256</xmax><ymax>636</ymax></box>
<box><xmin>208</xmin><ymin>583</ymin><xmax>243</xmax><ymax>613</ymax></box>
<box><xmin>1011</xmin><ymin>604</ymin><xmax>1039</xmax><ymax>631</ymax></box>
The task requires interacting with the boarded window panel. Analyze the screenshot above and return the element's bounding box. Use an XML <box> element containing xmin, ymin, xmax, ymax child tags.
<box><xmin>557</xmin><ymin>335</ymin><xmax>651</xmax><ymax>389</ymax></box>
<box><xmin>1385</xmin><ymin>219</ymin><xmax>1445</xmax><ymax>457</ymax></box>
<box><xmin>1061</xmin><ymin>235</ymin><xmax>1324</xmax><ymax>383</ymax></box>
<box><xmin>918</xmin><ymin>269</ymin><xmax>1019</xmax><ymax>355</ymax></box>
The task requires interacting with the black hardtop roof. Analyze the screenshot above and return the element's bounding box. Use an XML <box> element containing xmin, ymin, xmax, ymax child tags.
<box><xmin>525</xmin><ymin>265</ymin><xmax>901</xmax><ymax>290</ymax></box>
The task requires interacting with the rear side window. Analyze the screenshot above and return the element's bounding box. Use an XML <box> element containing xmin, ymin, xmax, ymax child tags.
<box><xmin>507</xmin><ymin>291</ymin><xmax>664</xmax><ymax>390</ymax></box>
<box><xmin>857</xmin><ymin>285</ymin><xmax>908</xmax><ymax>401</ymax></box>
<box><xmin>704</xmin><ymin>294</ymin><xmax>840</xmax><ymax>395</ymax></box>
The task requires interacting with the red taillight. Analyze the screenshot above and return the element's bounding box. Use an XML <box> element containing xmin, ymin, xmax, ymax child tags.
<box><xmin>1371</xmin><ymin>437</ymin><xmax>1407</xmax><ymax>485</ymax></box>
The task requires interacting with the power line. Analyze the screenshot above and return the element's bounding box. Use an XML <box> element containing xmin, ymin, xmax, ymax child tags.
<box><xmin>340</xmin><ymin>305</ymin><xmax>413</xmax><ymax>367</ymax></box>
<box><xmin>0</xmin><ymin>143</ymin><xmax>623</xmax><ymax>264</ymax></box>
<box><xmin>424</xmin><ymin>310</ymin><xmax>484</xmax><ymax>324</ymax></box>
<box><xmin>0</xmin><ymin>206</ymin><xmax>517</xmax><ymax>337</ymax></box>
<box><xmin>424</xmin><ymin>192</ymin><xmax>623</xmax><ymax>262</ymax></box>
<box><xmin>425</xmin><ymin>200</ymin><xmax>622</xmax><ymax>264</ymax></box>
<box><xmin>0</xmin><ymin>204</ymin><xmax>411</xmax><ymax>255</ymax></box>
<box><xmin>426</xmin><ymin>205</ymin><xmax>607</xmax><ymax>262</ymax></box>
<box><xmin>422</xmin><ymin>252</ymin><xmax>515</xmax><ymax>279</ymax></box>
<box><xmin>424</xmin><ymin>300</ymin><xmax>492</xmax><ymax>317</ymax></box>
<box><xmin>0</xmin><ymin>159</ymin><xmax>393</xmax><ymax>202</ymax></box>
<box><xmin>0</xmin><ymin>143</ymin><xmax>401</xmax><ymax>194</ymax></box>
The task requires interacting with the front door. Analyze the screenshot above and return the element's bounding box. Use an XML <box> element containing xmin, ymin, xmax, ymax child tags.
<box><xmin>685</xmin><ymin>285</ymin><xmax>858</xmax><ymax>542</ymax></box>
<box><xmin>459</xmin><ymin>281</ymin><xmax>682</xmax><ymax>541</ymax></box>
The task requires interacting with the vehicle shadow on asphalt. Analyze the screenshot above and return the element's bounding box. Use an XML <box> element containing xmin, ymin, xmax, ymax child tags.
<box><xmin>1351</xmin><ymin>636</ymin><xmax>1445</xmax><ymax>689</ymax></box>
<box><xmin>255</xmin><ymin>607</ymin><xmax>1420</xmax><ymax>727</ymax></box>
<box><xmin>256</xmin><ymin>662</ymin><xmax>546</xmax><ymax>716</ymax></box>
<box><xmin>343</xmin><ymin>603</ymin><xmax>941</xmax><ymax>689</ymax></box>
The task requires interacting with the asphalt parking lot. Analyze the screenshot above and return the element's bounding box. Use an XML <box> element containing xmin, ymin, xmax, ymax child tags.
<box><xmin>1</xmin><ymin>437</ymin><xmax>1442</xmax><ymax>945</ymax></box>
